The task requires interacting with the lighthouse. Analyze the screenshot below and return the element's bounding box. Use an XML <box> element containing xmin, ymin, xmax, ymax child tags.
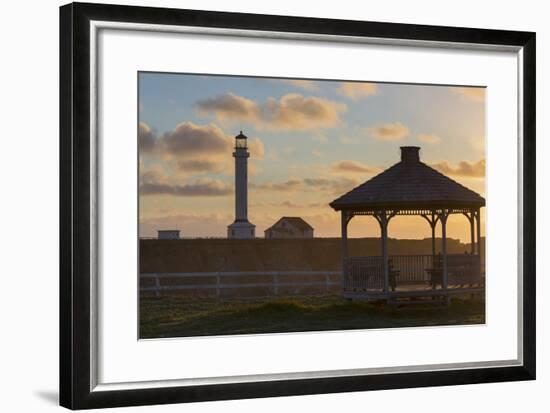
<box><xmin>227</xmin><ymin>131</ymin><xmax>256</xmax><ymax>239</ymax></box>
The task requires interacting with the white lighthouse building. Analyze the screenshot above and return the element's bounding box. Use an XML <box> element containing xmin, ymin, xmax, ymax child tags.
<box><xmin>227</xmin><ymin>131</ymin><xmax>256</xmax><ymax>239</ymax></box>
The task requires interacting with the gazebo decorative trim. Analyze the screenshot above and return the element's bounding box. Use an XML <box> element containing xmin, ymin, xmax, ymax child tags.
<box><xmin>330</xmin><ymin>146</ymin><xmax>485</xmax><ymax>304</ymax></box>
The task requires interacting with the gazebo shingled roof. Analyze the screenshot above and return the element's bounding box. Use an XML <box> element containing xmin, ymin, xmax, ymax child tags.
<box><xmin>330</xmin><ymin>146</ymin><xmax>485</xmax><ymax>211</ymax></box>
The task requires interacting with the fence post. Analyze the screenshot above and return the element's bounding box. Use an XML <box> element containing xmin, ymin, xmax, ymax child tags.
<box><xmin>341</xmin><ymin>211</ymin><xmax>350</xmax><ymax>293</ymax></box>
<box><xmin>216</xmin><ymin>272</ymin><xmax>221</xmax><ymax>299</ymax></box>
<box><xmin>154</xmin><ymin>275</ymin><xmax>160</xmax><ymax>297</ymax></box>
<box><xmin>273</xmin><ymin>272</ymin><xmax>279</xmax><ymax>296</ymax></box>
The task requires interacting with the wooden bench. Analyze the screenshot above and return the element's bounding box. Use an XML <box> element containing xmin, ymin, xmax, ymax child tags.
<box><xmin>425</xmin><ymin>268</ymin><xmax>443</xmax><ymax>289</ymax></box>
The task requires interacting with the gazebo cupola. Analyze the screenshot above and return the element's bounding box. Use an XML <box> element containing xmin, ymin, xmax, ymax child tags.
<box><xmin>400</xmin><ymin>145</ymin><xmax>421</xmax><ymax>163</ymax></box>
<box><xmin>330</xmin><ymin>146</ymin><xmax>485</xmax><ymax>304</ymax></box>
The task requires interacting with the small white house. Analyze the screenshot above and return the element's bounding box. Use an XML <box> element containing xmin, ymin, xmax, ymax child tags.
<box><xmin>157</xmin><ymin>230</ymin><xmax>180</xmax><ymax>240</ymax></box>
<box><xmin>264</xmin><ymin>217</ymin><xmax>314</xmax><ymax>239</ymax></box>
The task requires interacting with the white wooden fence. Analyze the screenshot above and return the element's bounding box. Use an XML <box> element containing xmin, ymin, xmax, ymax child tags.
<box><xmin>140</xmin><ymin>271</ymin><xmax>341</xmax><ymax>297</ymax></box>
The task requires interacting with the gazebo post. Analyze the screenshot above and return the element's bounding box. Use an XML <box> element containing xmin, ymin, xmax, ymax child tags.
<box><xmin>341</xmin><ymin>211</ymin><xmax>351</xmax><ymax>292</ymax></box>
<box><xmin>476</xmin><ymin>208</ymin><xmax>481</xmax><ymax>255</ymax></box>
<box><xmin>476</xmin><ymin>208</ymin><xmax>482</xmax><ymax>280</ymax></box>
<box><xmin>420</xmin><ymin>213</ymin><xmax>438</xmax><ymax>259</ymax></box>
<box><xmin>380</xmin><ymin>212</ymin><xmax>389</xmax><ymax>294</ymax></box>
<box><xmin>440</xmin><ymin>210</ymin><xmax>449</xmax><ymax>290</ymax></box>
<box><xmin>431</xmin><ymin>213</ymin><xmax>437</xmax><ymax>258</ymax></box>
<box><xmin>469</xmin><ymin>211</ymin><xmax>475</xmax><ymax>254</ymax></box>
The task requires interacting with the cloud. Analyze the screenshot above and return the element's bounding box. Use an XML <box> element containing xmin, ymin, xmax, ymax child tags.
<box><xmin>140</xmin><ymin>166</ymin><xmax>166</xmax><ymax>185</ymax></box>
<box><xmin>337</xmin><ymin>82</ymin><xmax>378</xmax><ymax>100</ymax></box>
<box><xmin>139</xmin><ymin>122</ymin><xmax>156</xmax><ymax>153</ymax></box>
<box><xmin>141</xmin><ymin>178</ymin><xmax>232</xmax><ymax>197</ymax></box>
<box><xmin>331</xmin><ymin>160</ymin><xmax>378</xmax><ymax>174</ymax></box>
<box><xmin>251</xmin><ymin>200</ymin><xmax>325</xmax><ymax>209</ymax></box>
<box><xmin>159</xmin><ymin>122</ymin><xmax>232</xmax><ymax>157</ymax></box>
<box><xmin>450</xmin><ymin>87</ymin><xmax>485</xmax><ymax>102</ymax></box>
<box><xmin>195</xmin><ymin>93</ymin><xmax>259</xmax><ymax>123</ymax></box>
<box><xmin>278</xmin><ymin>79</ymin><xmax>320</xmax><ymax>91</ymax></box>
<box><xmin>302</xmin><ymin>178</ymin><xmax>332</xmax><ymax>186</ymax></box>
<box><xmin>469</xmin><ymin>136</ymin><xmax>485</xmax><ymax>153</ymax></box>
<box><xmin>250</xmin><ymin>177</ymin><xmax>358</xmax><ymax>195</ymax></box>
<box><xmin>417</xmin><ymin>134</ymin><xmax>442</xmax><ymax>144</ymax></box>
<box><xmin>247</xmin><ymin>162</ymin><xmax>263</xmax><ymax>176</ymax></box>
<box><xmin>196</xmin><ymin>92</ymin><xmax>347</xmax><ymax>131</ymax></box>
<box><xmin>430</xmin><ymin>159</ymin><xmax>485</xmax><ymax>178</ymax></box>
<box><xmin>140</xmin><ymin>122</ymin><xmax>264</xmax><ymax>179</ymax></box>
<box><xmin>302</xmin><ymin>177</ymin><xmax>359</xmax><ymax>195</ymax></box>
<box><xmin>247</xmin><ymin>137</ymin><xmax>265</xmax><ymax>160</ymax></box>
<box><xmin>366</xmin><ymin>122</ymin><xmax>409</xmax><ymax>141</ymax></box>
<box><xmin>250</xmin><ymin>179</ymin><xmax>302</xmax><ymax>192</ymax></box>
<box><xmin>177</xmin><ymin>159</ymin><xmax>223</xmax><ymax>173</ymax></box>
<box><xmin>140</xmin><ymin>165</ymin><xmax>232</xmax><ymax>196</ymax></box>
<box><xmin>272</xmin><ymin>200</ymin><xmax>324</xmax><ymax>209</ymax></box>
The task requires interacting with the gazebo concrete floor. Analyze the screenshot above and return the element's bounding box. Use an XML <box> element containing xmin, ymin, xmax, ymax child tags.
<box><xmin>343</xmin><ymin>284</ymin><xmax>485</xmax><ymax>300</ymax></box>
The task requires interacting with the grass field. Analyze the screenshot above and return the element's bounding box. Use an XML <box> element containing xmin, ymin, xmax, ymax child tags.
<box><xmin>140</xmin><ymin>295</ymin><xmax>485</xmax><ymax>338</ymax></box>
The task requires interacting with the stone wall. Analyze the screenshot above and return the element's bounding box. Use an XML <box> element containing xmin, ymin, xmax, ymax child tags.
<box><xmin>140</xmin><ymin>237</ymin><xmax>484</xmax><ymax>273</ymax></box>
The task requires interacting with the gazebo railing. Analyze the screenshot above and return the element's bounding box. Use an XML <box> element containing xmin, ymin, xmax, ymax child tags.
<box><xmin>344</xmin><ymin>254</ymin><xmax>482</xmax><ymax>292</ymax></box>
<box><xmin>447</xmin><ymin>254</ymin><xmax>481</xmax><ymax>285</ymax></box>
<box><xmin>389</xmin><ymin>255</ymin><xmax>434</xmax><ymax>284</ymax></box>
<box><xmin>344</xmin><ymin>256</ymin><xmax>384</xmax><ymax>291</ymax></box>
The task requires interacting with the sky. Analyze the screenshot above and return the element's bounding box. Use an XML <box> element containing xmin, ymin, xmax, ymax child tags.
<box><xmin>138</xmin><ymin>73</ymin><xmax>485</xmax><ymax>242</ymax></box>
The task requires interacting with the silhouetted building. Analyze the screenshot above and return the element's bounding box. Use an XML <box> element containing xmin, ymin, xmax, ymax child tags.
<box><xmin>264</xmin><ymin>217</ymin><xmax>314</xmax><ymax>239</ymax></box>
<box><xmin>157</xmin><ymin>230</ymin><xmax>180</xmax><ymax>239</ymax></box>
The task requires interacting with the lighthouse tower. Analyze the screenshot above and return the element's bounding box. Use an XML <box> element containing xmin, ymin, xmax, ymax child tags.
<box><xmin>227</xmin><ymin>131</ymin><xmax>256</xmax><ymax>239</ymax></box>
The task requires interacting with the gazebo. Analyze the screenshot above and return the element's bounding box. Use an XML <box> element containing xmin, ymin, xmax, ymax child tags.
<box><xmin>329</xmin><ymin>146</ymin><xmax>485</xmax><ymax>304</ymax></box>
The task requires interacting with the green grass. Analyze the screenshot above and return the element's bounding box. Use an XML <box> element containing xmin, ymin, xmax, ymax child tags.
<box><xmin>139</xmin><ymin>295</ymin><xmax>485</xmax><ymax>339</ymax></box>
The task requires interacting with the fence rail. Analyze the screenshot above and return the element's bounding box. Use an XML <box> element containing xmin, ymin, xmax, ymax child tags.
<box><xmin>140</xmin><ymin>271</ymin><xmax>340</xmax><ymax>297</ymax></box>
<box><xmin>141</xmin><ymin>255</ymin><xmax>482</xmax><ymax>298</ymax></box>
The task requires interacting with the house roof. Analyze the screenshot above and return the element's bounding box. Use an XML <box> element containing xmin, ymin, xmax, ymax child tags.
<box><xmin>266</xmin><ymin>217</ymin><xmax>314</xmax><ymax>232</ymax></box>
<box><xmin>330</xmin><ymin>147</ymin><xmax>485</xmax><ymax>211</ymax></box>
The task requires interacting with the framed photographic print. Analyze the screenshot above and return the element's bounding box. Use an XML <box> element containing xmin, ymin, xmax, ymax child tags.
<box><xmin>60</xmin><ymin>2</ymin><xmax>536</xmax><ymax>409</ymax></box>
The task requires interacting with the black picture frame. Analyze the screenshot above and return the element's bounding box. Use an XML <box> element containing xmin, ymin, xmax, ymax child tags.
<box><xmin>60</xmin><ymin>2</ymin><xmax>536</xmax><ymax>410</ymax></box>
